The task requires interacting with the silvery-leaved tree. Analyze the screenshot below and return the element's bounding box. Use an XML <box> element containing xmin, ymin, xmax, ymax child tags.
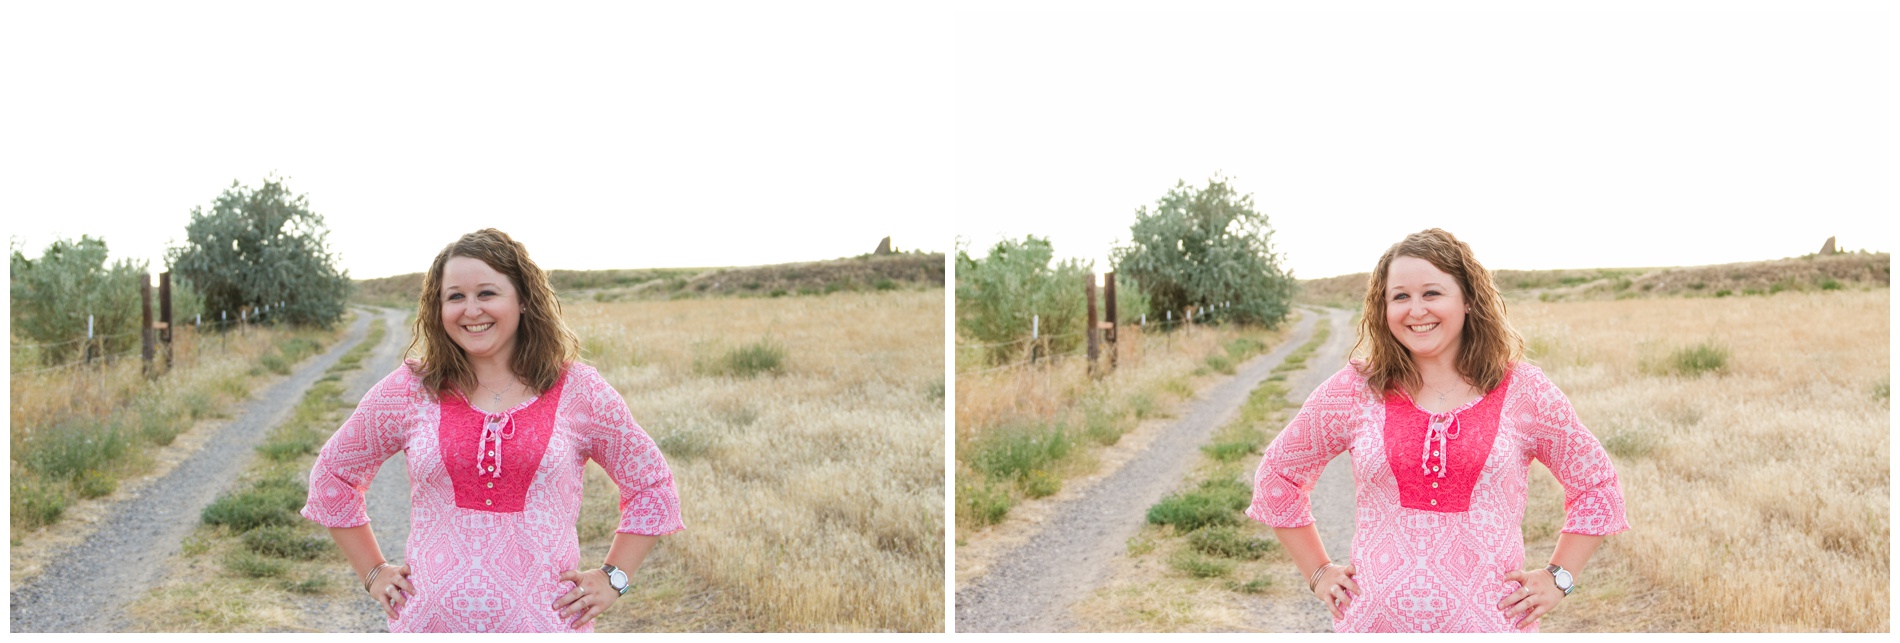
<box><xmin>1111</xmin><ymin>176</ymin><xmax>1295</xmax><ymax>328</ymax></box>
<box><xmin>166</xmin><ymin>177</ymin><xmax>351</xmax><ymax>328</ymax></box>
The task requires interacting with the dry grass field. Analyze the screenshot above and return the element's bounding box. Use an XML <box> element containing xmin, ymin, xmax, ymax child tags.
<box><xmin>1065</xmin><ymin>287</ymin><xmax>1889</xmax><ymax>633</ymax></box>
<box><xmin>1297</xmin><ymin>252</ymin><xmax>1889</xmax><ymax>308</ymax></box>
<box><xmin>568</xmin><ymin>288</ymin><xmax>944</xmax><ymax>632</ymax></box>
<box><xmin>1513</xmin><ymin>288</ymin><xmax>1888</xmax><ymax>632</ymax></box>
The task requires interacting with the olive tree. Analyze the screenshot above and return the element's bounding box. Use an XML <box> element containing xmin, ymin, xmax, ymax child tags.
<box><xmin>1111</xmin><ymin>176</ymin><xmax>1295</xmax><ymax>327</ymax></box>
<box><xmin>166</xmin><ymin>178</ymin><xmax>351</xmax><ymax>328</ymax></box>
<box><xmin>955</xmin><ymin>235</ymin><xmax>1092</xmax><ymax>366</ymax></box>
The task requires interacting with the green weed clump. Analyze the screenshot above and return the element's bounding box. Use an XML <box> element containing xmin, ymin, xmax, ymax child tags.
<box><xmin>968</xmin><ymin>422</ymin><xmax>1073</xmax><ymax>483</ymax></box>
<box><xmin>958</xmin><ymin>481</ymin><xmax>1014</xmax><ymax>528</ymax></box>
<box><xmin>1020</xmin><ymin>469</ymin><xmax>1061</xmax><ymax>498</ymax></box>
<box><xmin>1188</xmin><ymin>526</ymin><xmax>1276</xmax><ymax>560</ymax></box>
<box><xmin>1666</xmin><ymin>340</ymin><xmax>1731</xmax><ymax>377</ymax></box>
<box><xmin>1147</xmin><ymin>477</ymin><xmax>1251</xmax><ymax>532</ymax></box>
<box><xmin>11</xmin><ymin>477</ymin><xmax>69</xmax><ymax>529</ymax></box>
<box><xmin>700</xmin><ymin>339</ymin><xmax>788</xmax><ymax>377</ymax></box>
<box><xmin>1204</xmin><ymin>353</ymin><xmax>1235</xmax><ymax>374</ymax></box>
<box><xmin>1169</xmin><ymin>549</ymin><xmax>1234</xmax><ymax>578</ymax></box>
<box><xmin>241</xmin><ymin>526</ymin><xmax>329</xmax><ymax>560</ymax></box>
<box><xmin>1603</xmin><ymin>430</ymin><xmax>1658</xmax><ymax>459</ymax></box>
<box><xmin>202</xmin><ymin>476</ymin><xmax>307</xmax><ymax>531</ymax></box>
<box><xmin>223</xmin><ymin>551</ymin><xmax>290</xmax><ymax>578</ymax></box>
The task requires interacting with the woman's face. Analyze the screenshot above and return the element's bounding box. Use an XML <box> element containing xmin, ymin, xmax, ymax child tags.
<box><xmin>1384</xmin><ymin>255</ymin><xmax>1467</xmax><ymax>363</ymax></box>
<box><xmin>440</xmin><ymin>256</ymin><xmax>522</xmax><ymax>364</ymax></box>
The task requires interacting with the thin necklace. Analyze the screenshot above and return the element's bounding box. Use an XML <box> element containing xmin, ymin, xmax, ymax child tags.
<box><xmin>1421</xmin><ymin>379</ymin><xmax>1458</xmax><ymax>406</ymax></box>
<box><xmin>479</xmin><ymin>377</ymin><xmax>518</xmax><ymax>408</ymax></box>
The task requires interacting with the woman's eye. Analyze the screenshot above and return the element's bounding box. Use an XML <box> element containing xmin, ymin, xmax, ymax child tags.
<box><xmin>1424</xmin><ymin>291</ymin><xmax>1440</xmax><ymax>298</ymax></box>
<box><xmin>1392</xmin><ymin>293</ymin><xmax>1407</xmax><ymax>301</ymax></box>
<box><xmin>479</xmin><ymin>291</ymin><xmax>496</xmax><ymax>298</ymax></box>
<box><xmin>446</xmin><ymin>293</ymin><xmax>462</xmax><ymax>301</ymax></box>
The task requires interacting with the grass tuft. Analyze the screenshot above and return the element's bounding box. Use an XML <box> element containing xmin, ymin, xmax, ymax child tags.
<box><xmin>1666</xmin><ymin>340</ymin><xmax>1731</xmax><ymax>377</ymax></box>
<box><xmin>202</xmin><ymin>476</ymin><xmax>306</xmax><ymax>532</ymax></box>
<box><xmin>1147</xmin><ymin>477</ymin><xmax>1250</xmax><ymax>532</ymax></box>
<box><xmin>1187</xmin><ymin>525</ymin><xmax>1276</xmax><ymax>560</ymax></box>
<box><xmin>241</xmin><ymin>526</ymin><xmax>330</xmax><ymax>560</ymax></box>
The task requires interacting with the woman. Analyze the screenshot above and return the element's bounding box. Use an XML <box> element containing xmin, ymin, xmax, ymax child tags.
<box><xmin>302</xmin><ymin>228</ymin><xmax>684</xmax><ymax>632</ymax></box>
<box><xmin>1248</xmin><ymin>228</ymin><xmax>1627</xmax><ymax>632</ymax></box>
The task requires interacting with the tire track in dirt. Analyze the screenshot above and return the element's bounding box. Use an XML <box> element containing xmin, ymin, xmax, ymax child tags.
<box><xmin>954</xmin><ymin>309</ymin><xmax>1341</xmax><ymax>632</ymax></box>
<box><xmin>9</xmin><ymin>311</ymin><xmax>377</xmax><ymax>633</ymax></box>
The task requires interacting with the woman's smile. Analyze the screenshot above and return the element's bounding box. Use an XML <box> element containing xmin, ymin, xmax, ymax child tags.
<box><xmin>463</xmin><ymin>322</ymin><xmax>495</xmax><ymax>334</ymax></box>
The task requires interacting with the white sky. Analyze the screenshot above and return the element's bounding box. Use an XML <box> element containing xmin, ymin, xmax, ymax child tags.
<box><xmin>956</xmin><ymin>0</ymin><xmax>1895</xmax><ymax>279</ymax></box>
<box><xmin>2</xmin><ymin>2</ymin><xmax>953</xmax><ymax>279</ymax></box>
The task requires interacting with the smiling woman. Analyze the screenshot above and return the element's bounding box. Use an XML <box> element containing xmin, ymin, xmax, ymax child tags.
<box><xmin>301</xmin><ymin>228</ymin><xmax>684</xmax><ymax>633</ymax></box>
<box><xmin>1248</xmin><ymin>228</ymin><xmax>1628</xmax><ymax>633</ymax></box>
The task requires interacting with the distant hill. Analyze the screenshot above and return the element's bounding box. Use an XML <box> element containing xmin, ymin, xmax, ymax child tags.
<box><xmin>351</xmin><ymin>252</ymin><xmax>945</xmax><ymax>308</ymax></box>
<box><xmin>1295</xmin><ymin>251</ymin><xmax>1890</xmax><ymax>308</ymax></box>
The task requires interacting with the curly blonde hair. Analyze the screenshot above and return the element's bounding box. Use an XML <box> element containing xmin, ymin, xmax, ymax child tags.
<box><xmin>406</xmin><ymin>228</ymin><xmax>580</xmax><ymax>398</ymax></box>
<box><xmin>1352</xmin><ymin>228</ymin><xmax>1524</xmax><ymax>397</ymax></box>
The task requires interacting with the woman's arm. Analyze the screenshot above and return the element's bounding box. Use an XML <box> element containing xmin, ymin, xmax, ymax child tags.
<box><xmin>328</xmin><ymin>525</ymin><xmax>416</xmax><ymax>619</ymax></box>
<box><xmin>1499</xmin><ymin>532</ymin><xmax>1605</xmax><ymax>629</ymax></box>
<box><xmin>1275</xmin><ymin>524</ymin><xmax>1361</xmax><ymax>619</ymax></box>
<box><xmin>553</xmin><ymin>532</ymin><xmax>661</xmax><ymax>629</ymax></box>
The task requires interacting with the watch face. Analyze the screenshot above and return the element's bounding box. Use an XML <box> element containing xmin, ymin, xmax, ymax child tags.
<box><xmin>1553</xmin><ymin>569</ymin><xmax>1573</xmax><ymax>588</ymax></box>
<box><xmin>609</xmin><ymin>569</ymin><xmax>629</xmax><ymax>589</ymax></box>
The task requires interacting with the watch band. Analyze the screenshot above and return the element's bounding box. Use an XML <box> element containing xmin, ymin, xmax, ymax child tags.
<box><xmin>601</xmin><ymin>564</ymin><xmax>630</xmax><ymax>596</ymax></box>
<box><xmin>1545</xmin><ymin>564</ymin><xmax>1575</xmax><ymax>596</ymax></box>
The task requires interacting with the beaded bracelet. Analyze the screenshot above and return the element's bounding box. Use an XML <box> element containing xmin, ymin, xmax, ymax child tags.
<box><xmin>1307</xmin><ymin>562</ymin><xmax>1338</xmax><ymax>592</ymax></box>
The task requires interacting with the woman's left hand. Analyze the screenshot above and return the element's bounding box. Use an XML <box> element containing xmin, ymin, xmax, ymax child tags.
<box><xmin>552</xmin><ymin>568</ymin><xmax>619</xmax><ymax>630</ymax></box>
<box><xmin>1497</xmin><ymin>568</ymin><xmax>1565</xmax><ymax>630</ymax></box>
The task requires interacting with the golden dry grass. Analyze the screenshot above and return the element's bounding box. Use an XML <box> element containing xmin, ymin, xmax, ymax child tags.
<box><xmin>1070</xmin><ymin>289</ymin><xmax>1888</xmax><ymax>633</ymax></box>
<box><xmin>1514</xmin><ymin>288</ymin><xmax>1889</xmax><ymax>632</ymax></box>
<box><xmin>566</xmin><ymin>289</ymin><xmax>944</xmax><ymax>632</ymax></box>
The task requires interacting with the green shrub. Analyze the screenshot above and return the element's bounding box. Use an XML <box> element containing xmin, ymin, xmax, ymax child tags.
<box><xmin>1204</xmin><ymin>353</ymin><xmax>1235</xmax><ymax>374</ymax></box>
<box><xmin>282</xmin><ymin>575</ymin><xmax>327</xmax><ymax>593</ymax></box>
<box><xmin>260</xmin><ymin>353</ymin><xmax>289</xmax><ymax>375</ymax></box>
<box><xmin>25</xmin><ymin>418</ymin><xmax>132</xmax><ymax>483</ymax></box>
<box><xmin>202</xmin><ymin>476</ymin><xmax>306</xmax><ymax>531</ymax></box>
<box><xmin>1020</xmin><ymin>469</ymin><xmax>1061</xmax><ymax>498</ymax></box>
<box><xmin>1147</xmin><ymin>478</ymin><xmax>1250</xmax><ymax>531</ymax></box>
<box><xmin>1603</xmin><ymin>431</ymin><xmax>1657</xmax><ymax>459</ymax></box>
<box><xmin>1082</xmin><ymin>403</ymin><xmax>1127</xmax><ymax>446</ymax></box>
<box><xmin>1188</xmin><ymin>526</ymin><xmax>1276</xmax><ymax>559</ymax></box>
<box><xmin>1200</xmin><ymin>440</ymin><xmax>1256</xmax><ymax>463</ymax></box>
<box><xmin>1714</xmin><ymin>289</ymin><xmax>1732</xmax><ymax>298</ymax></box>
<box><xmin>242</xmin><ymin>526</ymin><xmax>329</xmax><ymax>560</ymax></box>
<box><xmin>701</xmin><ymin>339</ymin><xmax>787</xmax><ymax>377</ymax></box>
<box><xmin>1667</xmin><ymin>341</ymin><xmax>1730</xmax><ymax>377</ymax></box>
<box><xmin>969</xmin><ymin>423</ymin><xmax>1073</xmax><ymax>482</ymax></box>
<box><xmin>1224</xmin><ymin>337</ymin><xmax>1265</xmax><ymax>360</ymax></box>
<box><xmin>958</xmin><ymin>481</ymin><xmax>1014</xmax><ymax>527</ymax></box>
<box><xmin>1169</xmin><ymin>549</ymin><xmax>1234</xmax><ymax>578</ymax></box>
<box><xmin>874</xmin><ymin>278</ymin><xmax>898</xmax><ymax>291</ymax></box>
<box><xmin>1820</xmin><ymin>277</ymin><xmax>1843</xmax><ymax>291</ymax></box>
<box><xmin>11</xmin><ymin>477</ymin><xmax>69</xmax><ymax>529</ymax></box>
<box><xmin>1130</xmin><ymin>392</ymin><xmax>1157</xmax><ymax>419</ymax></box>
<box><xmin>182</xmin><ymin>391</ymin><xmax>216</xmax><ymax>420</ymax></box>
<box><xmin>75</xmin><ymin>469</ymin><xmax>116</xmax><ymax>499</ymax></box>
<box><xmin>224</xmin><ymin>551</ymin><xmax>290</xmax><ymax>578</ymax></box>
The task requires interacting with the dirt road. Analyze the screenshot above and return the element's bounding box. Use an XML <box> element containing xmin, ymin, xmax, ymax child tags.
<box><xmin>9</xmin><ymin>310</ymin><xmax>384</xmax><ymax>632</ymax></box>
<box><xmin>954</xmin><ymin>308</ymin><xmax>1358</xmax><ymax>632</ymax></box>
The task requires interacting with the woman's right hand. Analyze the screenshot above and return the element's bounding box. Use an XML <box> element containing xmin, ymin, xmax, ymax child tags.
<box><xmin>1313</xmin><ymin>563</ymin><xmax>1360</xmax><ymax>619</ymax></box>
<box><xmin>369</xmin><ymin>564</ymin><xmax>416</xmax><ymax>619</ymax></box>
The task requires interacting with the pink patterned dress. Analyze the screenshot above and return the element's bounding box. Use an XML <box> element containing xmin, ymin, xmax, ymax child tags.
<box><xmin>1249</xmin><ymin>361</ymin><xmax>1628</xmax><ymax>632</ymax></box>
<box><xmin>302</xmin><ymin>361</ymin><xmax>684</xmax><ymax>633</ymax></box>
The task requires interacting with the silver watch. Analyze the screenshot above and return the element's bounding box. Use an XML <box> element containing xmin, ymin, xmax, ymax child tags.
<box><xmin>1545</xmin><ymin>564</ymin><xmax>1575</xmax><ymax>596</ymax></box>
<box><xmin>602</xmin><ymin>564</ymin><xmax>630</xmax><ymax>596</ymax></box>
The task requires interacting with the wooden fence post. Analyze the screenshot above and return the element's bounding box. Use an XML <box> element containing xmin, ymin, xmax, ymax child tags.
<box><xmin>140</xmin><ymin>273</ymin><xmax>155</xmax><ymax>377</ymax></box>
<box><xmin>1104</xmin><ymin>271</ymin><xmax>1118</xmax><ymax>373</ymax></box>
<box><xmin>1085</xmin><ymin>272</ymin><xmax>1099</xmax><ymax>377</ymax></box>
<box><xmin>159</xmin><ymin>271</ymin><xmax>173</xmax><ymax>371</ymax></box>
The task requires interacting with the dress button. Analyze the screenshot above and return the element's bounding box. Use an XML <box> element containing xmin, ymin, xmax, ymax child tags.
<box><xmin>489</xmin><ymin>466</ymin><xmax>496</xmax><ymax>472</ymax></box>
<box><xmin>1431</xmin><ymin>482</ymin><xmax>1439</xmax><ymax>489</ymax></box>
<box><xmin>485</xmin><ymin>499</ymin><xmax>493</xmax><ymax>506</ymax></box>
<box><xmin>1433</xmin><ymin>450</ymin><xmax>1440</xmax><ymax>457</ymax></box>
<box><xmin>1430</xmin><ymin>499</ymin><xmax>1437</xmax><ymax>506</ymax></box>
<box><xmin>488</xmin><ymin>450</ymin><xmax>496</xmax><ymax>457</ymax></box>
<box><xmin>486</xmin><ymin>482</ymin><xmax>494</xmax><ymax>489</ymax></box>
<box><xmin>1431</xmin><ymin>466</ymin><xmax>1439</xmax><ymax>473</ymax></box>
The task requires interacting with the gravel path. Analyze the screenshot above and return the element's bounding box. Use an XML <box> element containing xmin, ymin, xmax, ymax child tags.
<box><xmin>955</xmin><ymin>309</ymin><xmax>1348</xmax><ymax>633</ymax></box>
<box><xmin>1243</xmin><ymin>307</ymin><xmax>1359</xmax><ymax>632</ymax></box>
<box><xmin>9</xmin><ymin>311</ymin><xmax>376</xmax><ymax>633</ymax></box>
<box><xmin>283</xmin><ymin>307</ymin><xmax>415</xmax><ymax>632</ymax></box>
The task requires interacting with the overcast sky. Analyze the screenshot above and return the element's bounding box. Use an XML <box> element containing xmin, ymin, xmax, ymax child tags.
<box><xmin>4</xmin><ymin>1</ymin><xmax>1892</xmax><ymax>283</ymax></box>
<box><xmin>957</xmin><ymin>1</ymin><xmax>1894</xmax><ymax>278</ymax></box>
<box><xmin>3</xmin><ymin>2</ymin><xmax>953</xmax><ymax>279</ymax></box>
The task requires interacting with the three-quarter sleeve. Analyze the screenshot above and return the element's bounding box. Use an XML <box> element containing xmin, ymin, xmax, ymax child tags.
<box><xmin>1520</xmin><ymin>367</ymin><xmax>1630</xmax><ymax>536</ymax></box>
<box><xmin>1248</xmin><ymin>366</ymin><xmax>1362</xmax><ymax>528</ymax></box>
<box><xmin>302</xmin><ymin>366</ymin><xmax>416</xmax><ymax>528</ymax></box>
<box><xmin>571</xmin><ymin>366</ymin><xmax>685</xmax><ymax>536</ymax></box>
